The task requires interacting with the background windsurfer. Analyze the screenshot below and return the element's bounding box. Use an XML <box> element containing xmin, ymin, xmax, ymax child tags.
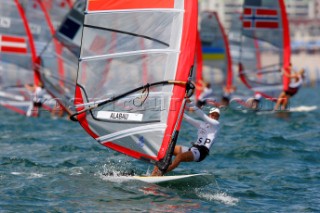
<box><xmin>244</xmin><ymin>93</ymin><xmax>262</xmax><ymax>110</ymax></box>
<box><xmin>25</xmin><ymin>81</ymin><xmax>46</xmax><ymax>117</ymax></box>
<box><xmin>51</xmin><ymin>103</ymin><xmax>66</xmax><ymax>118</ymax></box>
<box><xmin>151</xmin><ymin>99</ymin><xmax>220</xmax><ymax>176</ymax></box>
<box><xmin>221</xmin><ymin>85</ymin><xmax>236</xmax><ymax>106</ymax></box>
<box><xmin>196</xmin><ymin>80</ymin><xmax>214</xmax><ymax>108</ymax></box>
<box><xmin>274</xmin><ymin>65</ymin><xmax>305</xmax><ymax>110</ymax></box>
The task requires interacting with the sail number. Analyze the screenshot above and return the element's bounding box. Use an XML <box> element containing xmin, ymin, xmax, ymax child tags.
<box><xmin>97</xmin><ymin>111</ymin><xmax>143</xmax><ymax>122</ymax></box>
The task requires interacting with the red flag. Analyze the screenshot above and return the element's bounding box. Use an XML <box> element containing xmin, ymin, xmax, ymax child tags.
<box><xmin>243</xmin><ymin>7</ymin><xmax>279</xmax><ymax>29</ymax></box>
<box><xmin>0</xmin><ymin>34</ymin><xmax>28</xmax><ymax>54</ymax></box>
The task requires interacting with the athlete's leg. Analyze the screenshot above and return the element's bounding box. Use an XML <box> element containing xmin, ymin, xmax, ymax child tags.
<box><xmin>151</xmin><ymin>145</ymin><xmax>184</xmax><ymax>176</ymax></box>
<box><xmin>164</xmin><ymin>151</ymin><xmax>194</xmax><ymax>174</ymax></box>
<box><xmin>282</xmin><ymin>94</ymin><xmax>291</xmax><ymax>109</ymax></box>
<box><xmin>274</xmin><ymin>92</ymin><xmax>286</xmax><ymax>110</ymax></box>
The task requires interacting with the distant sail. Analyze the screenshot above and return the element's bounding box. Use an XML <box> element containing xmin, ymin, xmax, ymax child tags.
<box><xmin>0</xmin><ymin>0</ymin><xmax>38</xmax><ymax>115</ymax></box>
<box><xmin>41</xmin><ymin>0</ymin><xmax>73</xmax><ymax>30</ymax></box>
<box><xmin>239</xmin><ymin>0</ymin><xmax>291</xmax><ymax>99</ymax></box>
<box><xmin>55</xmin><ymin>0</ymin><xmax>86</xmax><ymax>57</ymax></box>
<box><xmin>200</xmin><ymin>11</ymin><xmax>233</xmax><ymax>91</ymax></box>
<box><xmin>73</xmin><ymin>0</ymin><xmax>198</xmax><ymax>170</ymax></box>
<box><xmin>194</xmin><ymin>30</ymin><xmax>203</xmax><ymax>100</ymax></box>
<box><xmin>36</xmin><ymin>0</ymin><xmax>77</xmax><ymax>115</ymax></box>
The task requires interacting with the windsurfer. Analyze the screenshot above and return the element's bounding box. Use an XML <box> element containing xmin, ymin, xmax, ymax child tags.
<box><xmin>245</xmin><ymin>93</ymin><xmax>262</xmax><ymax>110</ymax></box>
<box><xmin>25</xmin><ymin>81</ymin><xmax>46</xmax><ymax>117</ymax></box>
<box><xmin>51</xmin><ymin>103</ymin><xmax>66</xmax><ymax>118</ymax></box>
<box><xmin>196</xmin><ymin>80</ymin><xmax>214</xmax><ymax>108</ymax></box>
<box><xmin>274</xmin><ymin>64</ymin><xmax>305</xmax><ymax>110</ymax></box>
<box><xmin>151</xmin><ymin>99</ymin><xmax>220</xmax><ymax>176</ymax></box>
<box><xmin>221</xmin><ymin>85</ymin><xmax>236</xmax><ymax>106</ymax></box>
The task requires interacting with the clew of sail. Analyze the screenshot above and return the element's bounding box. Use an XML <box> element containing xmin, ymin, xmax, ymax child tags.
<box><xmin>239</xmin><ymin>0</ymin><xmax>291</xmax><ymax>100</ymax></box>
<box><xmin>74</xmin><ymin>0</ymin><xmax>198</xmax><ymax>168</ymax></box>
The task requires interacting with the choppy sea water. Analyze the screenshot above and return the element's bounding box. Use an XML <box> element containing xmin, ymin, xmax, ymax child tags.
<box><xmin>0</xmin><ymin>87</ymin><xmax>319</xmax><ymax>212</ymax></box>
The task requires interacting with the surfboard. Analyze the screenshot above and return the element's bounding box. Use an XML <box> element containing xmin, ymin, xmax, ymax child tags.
<box><xmin>103</xmin><ymin>173</ymin><xmax>213</xmax><ymax>187</ymax></box>
<box><xmin>256</xmin><ymin>105</ymin><xmax>318</xmax><ymax>115</ymax></box>
<box><xmin>133</xmin><ymin>173</ymin><xmax>211</xmax><ymax>183</ymax></box>
<box><xmin>289</xmin><ymin>106</ymin><xmax>317</xmax><ymax>112</ymax></box>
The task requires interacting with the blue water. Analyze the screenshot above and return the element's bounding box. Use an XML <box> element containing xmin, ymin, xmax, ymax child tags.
<box><xmin>1</xmin><ymin>87</ymin><xmax>319</xmax><ymax>212</ymax></box>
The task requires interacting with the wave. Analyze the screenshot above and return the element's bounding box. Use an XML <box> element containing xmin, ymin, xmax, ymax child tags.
<box><xmin>195</xmin><ymin>189</ymin><xmax>239</xmax><ymax>206</ymax></box>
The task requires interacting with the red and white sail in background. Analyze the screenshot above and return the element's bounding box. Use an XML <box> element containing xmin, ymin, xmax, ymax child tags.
<box><xmin>0</xmin><ymin>0</ymin><xmax>38</xmax><ymax>115</ymax></box>
<box><xmin>238</xmin><ymin>0</ymin><xmax>291</xmax><ymax>100</ymax></box>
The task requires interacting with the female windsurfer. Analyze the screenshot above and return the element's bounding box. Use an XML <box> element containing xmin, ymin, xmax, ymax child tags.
<box><xmin>25</xmin><ymin>81</ymin><xmax>46</xmax><ymax>117</ymax></box>
<box><xmin>245</xmin><ymin>93</ymin><xmax>262</xmax><ymax>110</ymax></box>
<box><xmin>274</xmin><ymin>64</ymin><xmax>305</xmax><ymax>110</ymax></box>
<box><xmin>221</xmin><ymin>85</ymin><xmax>236</xmax><ymax>106</ymax></box>
<box><xmin>196</xmin><ymin>80</ymin><xmax>214</xmax><ymax>108</ymax></box>
<box><xmin>151</xmin><ymin>99</ymin><xmax>220</xmax><ymax>176</ymax></box>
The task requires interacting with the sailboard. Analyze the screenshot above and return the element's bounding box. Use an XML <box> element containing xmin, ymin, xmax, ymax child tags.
<box><xmin>72</xmin><ymin>0</ymin><xmax>198</xmax><ymax>172</ymax></box>
<box><xmin>0</xmin><ymin>0</ymin><xmax>39</xmax><ymax>115</ymax></box>
<box><xmin>238</xmin><ymin>0</ymin><xmax>291</xmax><ymax>100</ymax></box>
<box><xmin>289</xmin><ymin>106</ymin><xmax>317</xmax><ymax>112</ymax></box>
<box><xmin>104</xmin><ymin>173</ymin><xmax>213</xmax><ymax>187</ymax></box>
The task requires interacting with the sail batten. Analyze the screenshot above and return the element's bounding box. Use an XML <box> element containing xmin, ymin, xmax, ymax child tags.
<box><xmin>80</xmin><ymin>49</ymin><xmax>180</xmax><ymax>61</ymax></box>
<box><xmin>85</xmin><ymin>8</ymin><xmax>184</xmax><ymax>14</ymax></box>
